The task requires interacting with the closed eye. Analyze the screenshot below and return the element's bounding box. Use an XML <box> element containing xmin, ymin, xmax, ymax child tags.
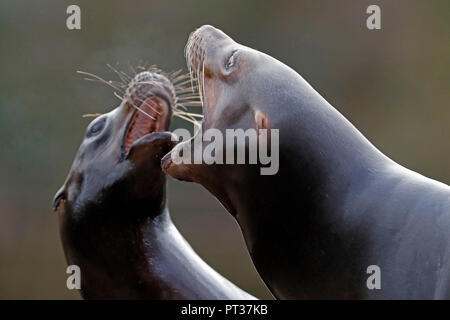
<box><xmin>225</xmin><ymin>50</ymin><xmax>238</xmax><ymax>70</ymax></box>
<box><xmin>86</xmin><ymin>117</ymin><xmax>106</xmax><ymax>138</ymax></box>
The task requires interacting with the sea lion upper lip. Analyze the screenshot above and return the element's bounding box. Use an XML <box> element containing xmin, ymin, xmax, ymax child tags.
<box><xmin>185</xmin><ymin>27</ymin><xmax>207</xmax><ymax>80</ymax></box>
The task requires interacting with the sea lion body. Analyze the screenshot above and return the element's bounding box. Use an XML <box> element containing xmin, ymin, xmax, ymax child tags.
<box><xmin>53</xmin><ymin>71</ymin><xmax>255</xmax><ymax>299</ymax></box>
<box><xmin>163</xmin><ymin>25</ymin><xmax>450</xmax><ymax>299</ymax></box>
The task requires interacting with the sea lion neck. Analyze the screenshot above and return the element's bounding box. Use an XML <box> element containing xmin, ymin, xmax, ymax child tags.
<box><xmin>60</xmin><ymin>173</ymin><xmax>170</xmax><ymax>253</ymax></box>
<box><xmin>59</xmin><ymin>192</ymin><xmax>255</xmax><ymax>300</ymax></box>
<box><xmin>59</xmin><ymin>185</ymin><xmax>174</xmax><ymax>299</ymax></box>
<box><xmin>224</xmin><ymin>77</ymin><xmax>393</xmax><ymax>254</ymax></box>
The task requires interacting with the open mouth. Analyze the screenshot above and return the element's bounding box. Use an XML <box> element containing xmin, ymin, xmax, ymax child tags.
<box><xmin>121</xmin><ymin>70</ymin><xmax>179</xmax><ymax>155</ymax></box>
<box><xmin>119</xmin><ymin>67</ymin><xmax>205</xmax><ymax>158</ymax></box>
<box><xmin>123</xmin><ymin>96</ymin><xmax>170</xmax><ymax>154</ymax></box>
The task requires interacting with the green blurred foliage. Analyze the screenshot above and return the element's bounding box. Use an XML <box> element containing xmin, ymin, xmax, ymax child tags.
<box><xmin>0</xmin><ymin>0</ymin><xmax>449</xmax><ymax>299</ymax></box>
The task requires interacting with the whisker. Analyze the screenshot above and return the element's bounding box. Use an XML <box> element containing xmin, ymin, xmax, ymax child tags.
<box><xmin>175</xmin><ymin>103</ymin><xmax>188</xmax><ymax>111</ymax></box>
<box><xmin>77</xmin><ymin>71</ymin><xmax>124</xmax><ymax>92</ymax></box>
<box><xmin>179</xmin><ymin>101</ymin><xmax>203</xmax><ymax>107</ymax></box>
<box><xmin>173</xmin><ymin>112</ymin><xmax>201</xmax><ymax>127</ymax></box>
<box><xmin>175</xmin><ymin>84</ymin><xmax>199</xmax><ymax>94</ymax></box>
<box><xmin>113</xmin><ymin>92</ymin><xmax>157</xmax><ymax>121</ymax></box>
<box><xmin>174</xmin><ymin>111</ymin><xmax>203</xmax><ymax>118</ymax></box>
<box><xmin>106</xmin><ymin>63</ymin><xmax>130</xmax><ymax>83</ymax></box>
<box><xmin>177</xmin><ymin>92</ymin><xmax>202</xmax><ymax>99</ymax></box>
<box><xmin>80</xmin><ymin>63</ymin><xmax>204</xmax><ymax>127</ymax></box>
<box><xmin>132</xmin><ymin>96</ymin><xmax>162</xmax><ymax>115</ymax></box>
<box><xmin>169</xmin><ymin>69</ymin><xmax>184</xmax><ymax>81</ymax></box>
<box><xmin>120</xmin><ymin>70</ymin><xmax>133</xmax><ymax>81</ymax></box>
<box><xmin>201</xmin><ymin>58</ymin><xmax>206</xmax><ymax>106</ymax></box>
<box><xmin>129</xmin><ymin>64</ymin><xmax>137</xmax><ymax>76</ymax></box>
<box><xmin>172</xmin><ymin>73</ymin><xmax>193</xmax><ymax>85</ymax></box>
<box><xmin>174</xmin><ymin>78</ymin><xmax>199</xmax><ymax>89</ymax></box>
<box><xmin>82</xmin><ymin>113</ymin><xmax>102</xmax><ymax>118</ymax></box>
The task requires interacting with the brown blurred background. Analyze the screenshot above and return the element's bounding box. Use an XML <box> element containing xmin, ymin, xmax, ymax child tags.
<box><xmin>0</xmin><ymin>0</ymin><xmax>449</xmax><ymax>299</ymax></box>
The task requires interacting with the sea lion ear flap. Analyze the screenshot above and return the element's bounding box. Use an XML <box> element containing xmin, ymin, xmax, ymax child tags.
<box><xmin>254</xmin><ymin>110</ymin><xmax>270</xmax><ymax>132</ymax></box>
<box><xmin>52</xmin><ymin>186</ymin><xmax>66</xmax><ymax>212</ymax></box>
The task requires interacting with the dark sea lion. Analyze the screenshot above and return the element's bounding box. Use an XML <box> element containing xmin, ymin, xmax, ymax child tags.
<box><xmin>162</xmin><ymin>25</ymin><xmax>450</xmax><ymax>299</ymax></box>
<box><xmin>52</xmin><ymin>70</ymin><xmax>255</xmax><ymax>300</ymax></box>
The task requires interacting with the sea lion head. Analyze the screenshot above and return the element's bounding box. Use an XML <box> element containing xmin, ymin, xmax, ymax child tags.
<box><xmin>183</xmin><ymin>25</ymin><xmax>282</xmax><ymax>132</ymax></box>
<box><xmin>162</xmin><ymin>25</ymin><xmax>294</xmax><ymax>213</ymax></box>
<box><xmin>53</xmin><ymin>71</ymin><xmax>177</xmax><ymax>219</ymax></box>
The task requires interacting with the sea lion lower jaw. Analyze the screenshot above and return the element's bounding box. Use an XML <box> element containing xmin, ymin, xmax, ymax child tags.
<box><xmin>54</xmin><ymin>70</ymin><xmax>256</xmax><ymax>300</ymax></box>
<box><xmin>164</xmin><ymin>25</ymin><xmax>450</xmax><ymax>299</ymax></box>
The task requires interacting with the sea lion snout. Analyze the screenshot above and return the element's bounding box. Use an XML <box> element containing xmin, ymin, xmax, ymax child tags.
<box><xmin>125</xmin><ymin>71</ymin><xmax>176</xmax><ymax>109</ymax></box>
<box><xmin>186</xmin><ymin>25</ymin><xmax>234</xmax><ymax>74</ymax></box>
<box><xmin>189</xmin><ymin>25</ymin><xmax>228</xmax><ymax>43</ymax></box>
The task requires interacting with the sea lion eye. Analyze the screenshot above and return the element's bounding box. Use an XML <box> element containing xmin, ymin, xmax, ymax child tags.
<box><xmin>87</xmin><ymin>118</ymin><xmax>106</xmax><ymax>137</ymax></box>
<box><xmin>225</xmin><ymin>50</ymin><xmax>238</xmax><ymax>70</ymax></box>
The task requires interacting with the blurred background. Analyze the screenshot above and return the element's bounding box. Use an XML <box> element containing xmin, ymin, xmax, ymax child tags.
<box><xmin>0</xmin><ymin>0</ymin><xmax>449</xmax><ymax>299</ymax></box>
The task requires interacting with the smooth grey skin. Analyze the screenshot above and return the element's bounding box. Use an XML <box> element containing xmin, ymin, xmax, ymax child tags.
<box><xmin>53</xmin><ymin>71</ymin><xmax>256</xmax><ymax>300</ymax></box>
<box><xmin>163</xmin><ymin>25</ymin><xmax>450</xmax><ymax>299</ymax></box>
